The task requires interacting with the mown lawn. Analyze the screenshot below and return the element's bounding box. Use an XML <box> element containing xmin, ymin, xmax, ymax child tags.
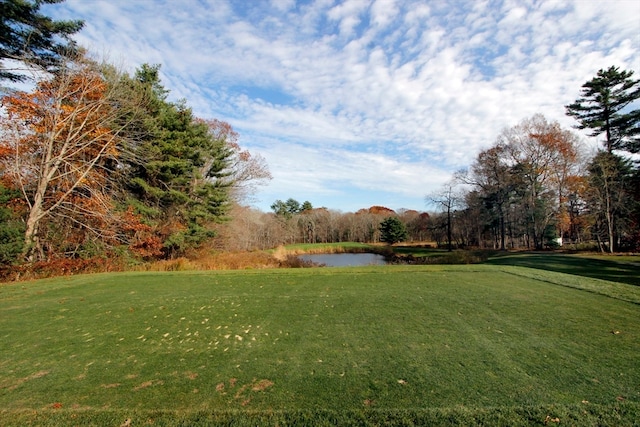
<box><xmin>484</xmin><ymin>252</ymin><xmax>640</xmax><ymax>286</ymax></box>
<box><xmin>1</xmin><ymin>265</ymin><xmax>639</xmax><ymax>426</ymax></box>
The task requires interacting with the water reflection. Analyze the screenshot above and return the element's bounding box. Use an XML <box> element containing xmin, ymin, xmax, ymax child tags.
<box><xmin>298</xmin><ymin>253</ymin><xmax>387</xmax><ymax>267</ymax></box>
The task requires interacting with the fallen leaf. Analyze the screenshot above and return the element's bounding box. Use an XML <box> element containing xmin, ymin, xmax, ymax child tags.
<box><xmin>120</xmin><ymin>419</ymin><xmax>131</xmax><ymax>427</ymax></box>
<box><xmin>397</xmin><ymin>379</ymin><xmax>408</xmax><ymax>385</ymax></box>
<box><xmin>544</xmin><ymin>415</ymin><xmax>560</xmax><ymax>424</ymax></box>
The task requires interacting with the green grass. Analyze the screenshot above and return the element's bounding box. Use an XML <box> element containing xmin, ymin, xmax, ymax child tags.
<box><xmin>484</xmin><ymin>252</ymin><xmax>640</xmax><ymax>286</ymax></box>
<box><xmin>1</xmin><ymin>265</ymin><xmax>639</xmax><ymax>426</ymax></box>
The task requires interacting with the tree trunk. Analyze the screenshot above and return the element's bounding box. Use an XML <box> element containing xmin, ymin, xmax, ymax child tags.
<box><xmin>498</xmin><ymin>204</ymin><xmax>506</xmax><ymax>251</ymax></box>
<box><xmin>604</xmin><ymin>179</ymin><xmax>615</xmax><ymax>253</ymax></box>
<box><xmin>446</xmin><ymin>205</ymin><xmax>452</xmax><ymax>251</ymax></box>
<box><xmin>21</xmin><ymin>173</ymin><xmax>50</xmax><ymax>261</ymax></box>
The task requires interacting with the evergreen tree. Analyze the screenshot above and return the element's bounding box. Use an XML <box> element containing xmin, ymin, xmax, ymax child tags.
<box><xmin>0</xmin><ymin>184</ymin><xmax>24</xmax><ymax>264</ymax></box>
<box><xmin>566</xmin><ymin>66</ymin><xmax>640</xmax><ymax>153</ymax></box>
<box><xmin>0</xmin><ymin>0</ymin><xmax>83</xmax><ymax>82</ymax></box>
<box><xmin>379</xmin><ymin>216</ymin><xmax>408</xmax><ymax>245</ymax></box>
<box><xmin>120</xmin><ymin>65</ymin><xmax>234</xmax><ymax>258</ymax></box>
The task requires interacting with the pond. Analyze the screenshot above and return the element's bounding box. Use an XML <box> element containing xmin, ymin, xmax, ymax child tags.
<box><xmin>298</xmin><ymin>253</ymin><xmax>388</xmax><ymax>267</ymax></box>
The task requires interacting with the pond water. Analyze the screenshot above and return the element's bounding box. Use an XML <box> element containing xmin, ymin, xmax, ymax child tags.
<box><xmin>298</xmin><ymin>253</ymin><xmax>388</xmax><ymax>267</ymax></box>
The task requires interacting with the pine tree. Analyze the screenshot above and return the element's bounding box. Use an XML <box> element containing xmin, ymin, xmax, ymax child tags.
<box><xmin>379</xmin><ymin>217</ymin><xmax>408</xmax><ymax>245</ymax></box>
<box><xmin>566</xmin><ymin>66</ymin><xmax>640</xmax><ymax>153</ymax></box>
<box><xmin>0</xmin><ymin>0</ymin><xmax>83</xmax><ymax>81</ymax></box>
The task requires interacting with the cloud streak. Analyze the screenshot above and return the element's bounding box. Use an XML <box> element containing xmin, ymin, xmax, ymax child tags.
<box><xmin>46</xmin><ymin>0</ymin><xmax>640</xmax><ymax>212</ymax></box>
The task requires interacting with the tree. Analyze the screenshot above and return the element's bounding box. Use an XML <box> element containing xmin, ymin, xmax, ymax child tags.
<box><xmin>379</xmin><ymin>216</ymin><xmax>408</xmax><ymax>245</ymax></box>
<box><xmin>114</xmin><ymin>65</ymin><xmax>253</xmax><ymax>258</ymax></box>
<box><xmin>586</xmin><ymin>151</ymin><xmax>633</xmax><ymax>252</ymax></box>
<box><xmin>461</xmin><ymin>116</ymin><xmax>581</xmax><ymax>250</ymax></box>
<box><xmin>502</xmin><ymin>115</ymin><xmax>581</xmax><ymax>249</ymax></box>
<box><xmin>566</xmin><ymin>66</ymin><xmax>640</xmax><ymax>153</ymax></box>
<box><xmin>0</xmin><ymin>0</ymin><xmax>83</xmax><ymax>82</ymax></box>
<box><xmin>0</xmin><ymin>184</ymin><xmax>25</xmax><ymax>263</ymax></box>
<box><xmin>463</xmin><ymin>144</ymin><xmax>514</xmax><ymax>250</ymax></box>
<box><xmin>201</xmin><ymin>119</ymin><xmax>271</xmax><ymax>203</ymax></box>
<box><xmin>0</xmin><ymin>55</ymin><xmax>146</xmax><ymax>261</ymax></box>
<box><xmin>271</xmin><ymin>198</ymin><xmax>303</xmax><ymax>219</ymax></box>
<box><xmin>427</xmin><ymin>182</ymin><xmax>462</xmax><ymax>251</ymax></box>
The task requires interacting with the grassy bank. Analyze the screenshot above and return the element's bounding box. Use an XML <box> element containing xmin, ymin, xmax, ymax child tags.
<box><xmin>1</xmin><ymin>265</ymin><xmax>639</xmax><ymax>425</ymax></box>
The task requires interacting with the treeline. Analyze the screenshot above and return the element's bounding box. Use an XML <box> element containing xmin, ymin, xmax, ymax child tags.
<box><xmin>211</xmin><ymin>203</ymin><xmax>430</xmax><ymax>251</ymax></box>
<box><xmin>0</xmin><ymin>2</ymin><xmax>270</xmax><ymax>269</ymax></box>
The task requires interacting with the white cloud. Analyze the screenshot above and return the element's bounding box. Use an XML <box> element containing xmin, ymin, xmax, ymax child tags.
<box><xmin>43</xmin><ymin>0</ymin><xmax>640</xmax><ymax>212</ymax></box>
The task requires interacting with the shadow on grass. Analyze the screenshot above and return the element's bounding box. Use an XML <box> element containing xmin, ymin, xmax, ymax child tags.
<box><xmin>484</xmin><ymin>252</ymin><xmax>640</xmax><ymax>286</ymax></box>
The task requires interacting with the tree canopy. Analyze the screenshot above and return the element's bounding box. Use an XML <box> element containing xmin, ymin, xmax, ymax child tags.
<box><xmin>379</xmin><ymin>216</ymin><xmax>408</xmax><ymax>245</ymax></box>
<box><xmin>565</xmin><ymin>66</ymin><xmax>640</xmax><ymax>153</ymax></box>
<box><xmin>0</xmin><ymin>57</ymin><xmax>269</xmax><ymax>263</ymax></box>
<box><xmin>0</xmin><ymin>0</ymin><xmax>84</xmax><ymax>82</ymax></box>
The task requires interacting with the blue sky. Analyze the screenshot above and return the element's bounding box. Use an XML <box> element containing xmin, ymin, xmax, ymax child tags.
<box><xmin>44</xmin><ymin>0</ymin><xmax>639</xmax><ymax>212</ymax></box>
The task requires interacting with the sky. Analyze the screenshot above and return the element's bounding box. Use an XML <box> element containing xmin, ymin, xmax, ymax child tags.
<box><xmin>43</xmin><ymin>0</ymin><xmax>640</xmax><ymax>213</ymax></box>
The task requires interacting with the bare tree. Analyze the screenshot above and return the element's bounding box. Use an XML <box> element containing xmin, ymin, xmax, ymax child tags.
<box><xmin>0</xmin><ymin>55</ymin><xmax>145</xmax><ymax>260</ymax></box>
<box><xmin>427</xmin><ymin>181</ymin><xmax>462</xmax><ymax>251</ymax></box>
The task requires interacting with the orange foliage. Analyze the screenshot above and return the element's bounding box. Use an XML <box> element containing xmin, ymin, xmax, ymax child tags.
<box><xmin>367</xmin><ymin>206</ymin><xmax>396</xmax><ymax>215</ymax></box>
<box><xmin>121</xmin><ymin>207</ymin><xmax>163</xmax><ymax>258</ymax></box>
<box><xmin>0</xmin><ymin>60</ymin><xmax>127</xmax><ymax>260</ymax></box>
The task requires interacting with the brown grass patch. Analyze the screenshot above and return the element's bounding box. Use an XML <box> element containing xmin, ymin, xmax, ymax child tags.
<box><xmin>101</xmin><ymin>383</ymin><xmax>121</xmax><ymax>389</ymax></box>
<box><xmin>133</xmin><ymin>379</ymin><xmax>163</xmax><ymax>391</ymax></box>
<box><xmin>251</xmin><ymin>379</ymin><xmax>274</xmax><ymax>391</ymax></box>
<box><xmin>4</xmin><ymin>370</ymin><xmax>49</xmax><ymax>391</ymax></box>
<box><xmin>141</xmin><ymin>251</ymin><xmax>282</xmax><ymax>272</ymax></box>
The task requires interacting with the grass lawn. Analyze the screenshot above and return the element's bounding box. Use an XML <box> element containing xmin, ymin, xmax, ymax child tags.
<box><xmin>484</xmin><ymin>252</ymin><xmax>640</xmax><ymax>286</ymax></box>
<box><xmin>1</xmin><ymin>264</ymin><xmax>639</xmax><ymax>425</ymax></box>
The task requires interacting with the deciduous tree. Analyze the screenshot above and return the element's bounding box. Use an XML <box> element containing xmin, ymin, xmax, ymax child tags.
<box><xmin>201</xmin><ymin>118</ymin><xmax>271</xmax><ymax>203</ymax></box>
<box><xmin>502</xmin><ymin>115</ymin><xmax>580</xmax><ymax>249</ymax></box>
<box><xmin>586</xmin><ymin>151</ymin><xmax>633</xmax><ymax>252</ymax></box>
<box><xmin>0</xmin><ymin>55</ymin><xmax>145</xmax><ymax>260</ymax></box>
<box><xmin>427</xmin><ymin>182</ymin><xmax>462</xmax><ymax>251</ymax></box>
